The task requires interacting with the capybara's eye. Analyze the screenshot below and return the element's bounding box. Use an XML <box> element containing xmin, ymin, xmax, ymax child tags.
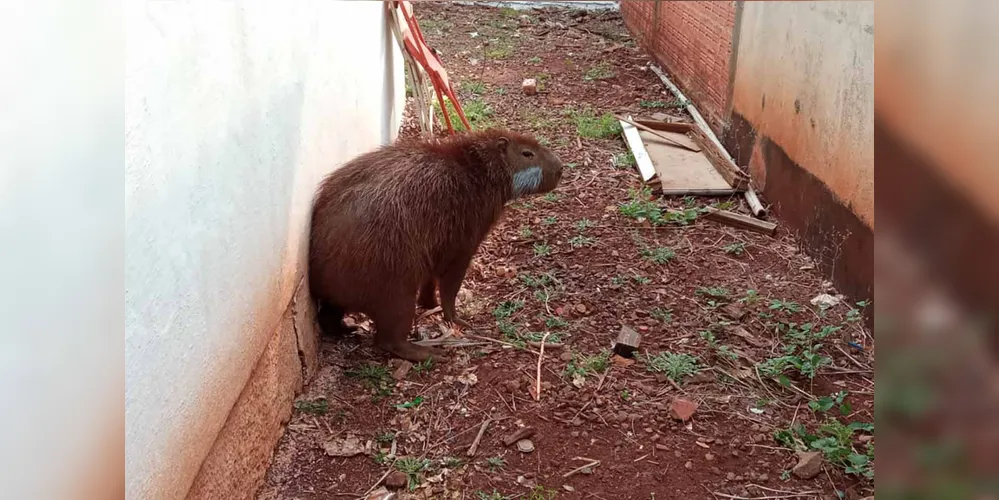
<box><xmin>522</xmin><ymin>150</ymin><xmax>535</xmax><ymax>158</ymax></box>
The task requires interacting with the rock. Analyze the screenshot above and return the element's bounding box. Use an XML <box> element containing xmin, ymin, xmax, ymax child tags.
<box><xmin>392</xmin><ymin>360</ymin><xmax>413</xmax><ymax>381</ymax></box>
<box><xmin>571</xmin><ymin>431</ymin><xmax>580</xmax><ymax>438</ymax></box>
<box><xmin>575</xmin><ymin>303</ymin><xmax>587</xmax><ymax>314</ymax></box>
<box><xmin>758</xmin><ymin>473</ymin><xmax>769</xmax><ymax>481</ymax></box>
<box><xmin>384</xmin><ymin>471</ymin><xmax>409</xmax><ymax>489</ymax></box>
<box><xmin>655</xmin><ymin>443</ymin><xmax>669</xmax><ymax>451</ymax></box>
<box><xmin>522</xmin><ymin>78</ymin><xmax>537</xmax><ymax>95</ymax></box>
<box><xmin>668</xmin><ymin>397</ymin><xmax>699</xmax><ymax>421</ymax></box>
<box><xmin>365</xmin><ymin>486</ymin><xmax>395</xmax><ymax>500</ymax></box>
<box><xmin>753</xmin><ymin>433</ymin><xmax>767</xmax><ymax>444</ymax></box>
<box><xmin>705</xmin><ymin>453</ymin><xmax>715</xmax><ymax>461</ymax></box>
<box><xmin>810</xmin><ymin>293</ymin><xmax>843</xmax><ymax>308</ymax></box>
<box><xmin>720</xmin><ymin>303</ymin><xmax>746</xmax><ymax>321</ymax></box>
<box><xmin>611</xmin><ymin>354</ymin><xmax>635</xmax><ymax>367</ymax></box>
<box><xmin>322</xmin><ymin>435</ymin><xmax>367</xmax><ymax>457</ymax></box>
<box><xmin>516</xmin><ymin>439</ymin><xmax>536</xmax><ymax>453</ymax></box>
<box><xmin>684</xmin><ymin>461</ymin><xmax>693</xmax><ymax>470</ymax></box>
<box><xmin>726</xmin><ymin>472</ymin><xmax>736</xmax><ymax>481</ymax></box>
<box><xmin>559</xmin><ymin>351</ymin><xmax>574</xmax><ymax>362</ymax></box>
<box><xmin>792</xmin><ymin>451</ymin><xmax>824</xmax><ymax>479</ymax></box>
<box><xmin>504</xmin><ymin>379</ymin><xmax>521</xmax><ymax>393</ymax></box>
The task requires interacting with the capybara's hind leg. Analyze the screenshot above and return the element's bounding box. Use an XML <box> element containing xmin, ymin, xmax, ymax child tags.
<box><xmin>317</xmin><ymin>301</ymin><xmax>359</xmax><ymax>336</ymax></box>
<box><xmin>371</xmin><ymin>300</ymin><xmax>443</xmax><ymax>362</ymax></box>
<box><xmin>417</xmin><ymin>277</ymin><xmax>438</xmax><ymax>309</ymax></box>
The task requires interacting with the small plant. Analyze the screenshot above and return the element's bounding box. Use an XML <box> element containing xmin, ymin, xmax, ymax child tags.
<box><xmin>373</xmin><ymin>450</ymin><xmax>389</xmax><ymax>465</ymax></box>
<box><xmin>519</xmin><ymin>272</ymin><xmax>555</xmax><ymax>288</ymax></box>
<box><xmin>542</xmin><ymin>215</ymin><xmax>557</xmax><ymax>225</ymax></box>
<box><xmin>528</xmin><ymin>485</ymin><xmax>558</xmax><ymax>500</ymax></box>
<box><xmin>650</xmin><ymin>307</ymin><xmax>673</xmax><ymax>323</ymax></box>
<box><xmin>740</xmin><ymin>289</ymin><xmax>761</xmax><ymax>305</ymax></box>
<box><xmin>293</xmin><ymin>398</ymin><xmax>329</xmax><ymax>415</ymax></box>
<box><xmin>413</xmin><ymin>358</ymin><xmax>434</xmax><ymax>374</ymax></box>
<box><xmin>544</xmin><ymin>315</ymin><xmax>569</xmax><ymax>329</ymax></box>
<box><xmin>459</xmin><ymin>80</ymin><xmax>486</xmax><ymax>95</ymax></box>
<box><xmin>769</xmin><ymin>299</ymin><xmax>802</xmax><ymax>314</ymax></box>
<box><xmin>564</xmin><ymin>350</ymin><xmax>611</xmax><ymax>383</ymax></box>
<box><xmin>773</xmin><ymin>420</ymin><xmax>874</xmax><ymax>479</ymax></box>
<box><xmin>574</xmin><ymin>218</ymin><xmax>595</xmax><ymax>232</ymax></box>
<box><xmin>610</xmin><ymin>275</ymin><xmax>627</xmax><ymax>287</ymax></box>
<box><xmin>619</xmin><ymin>186</ymin><xmax>665</xmax><ymax>224</ymax></box>
<box><xmin>434</xmin><ymin>97</ymin><xmax>495</xmax><ymax>131</ymax></box>
<box><xmin>565</xmin><ymin>162</ymin><xmax>578</xmax><ymax>169</ymax></box>
<box><xmin>395</xmin><ymin>456</ymin><xmax>432</xmax><ymax>490</ymax></box>
<box><xmin>809</xmin><ymin>391</ymin><xmax>851</xmax><ymax>415</ymax></box>
<box><xmin>519</xmin><ymin>225</ymin><xmax>534</xmax><ymax>239</ymax></box>
<box><xmin>542</xmin><ymin>192</ymin><xmax>560</xmax><ymax>203</ymax></box>
<box><xmin>486</xmin><ymin>456</ymin><xmax>506</xmax><ymax>471</ymax></box>
<box><xmin>570</xmin><ymin>107</ymin><xmax>622</xmax><ymax>138</ymax></box>
<box><xmin>493</xmin><ymin>300</ymin><xmax>524</xmax><ymax>319</ymax></box>
<box><xmin>442</xmin><ymin>456</ymin><xmax>464</xmax><ymax>469</ymax></box>
<box><xmin>663</xmin><ymin>207</ymin><xmax>701</xmax><ymax>225</ymax></box>
<box><xmin>476</xmin><ymin>490</ymin><xmax>509</xmax><ymax>500</ymax></box>
<box><xmin>723</xmin><ymin>242</ymin><xmax>746</xmax><ymax>256</ymax></box>
<box><xmin>526</xmin><ymin>55</ymin><xmax>542</xmax><ymax>65</ymax></box>
<box><xmin>845</xmin><ymin>300</ymin><xmax>870</xmax><ymax>323</ymax></box>
<box><xmin>613</xmin><ymin>151</ymin><xmax>636</xmax><ymax>168</ymax></box>
<box><xmin>376</xmin><ymin>431</ymin><xmax>396</xmax><ymax>444</ymax></box>
<box><xmin>484</xmin><ymin>40</ymin><xmax>515</xmax><ymax>59</ymax></box>
<box><xmin>645</xmin><ymin>352</ymin><xmax>699</xmax><ymax>382</ymax></box>
<box><xmin>641</xmin><ymin>246</ymin><xmax>676</xmax><ymax>265</ymax></box>
<box><xmin>639</xmin><ymin>98</ymin><xmax>686</xmax><ymax>109</ymax></box>
<box><xmin>620</xmin><ymin>389</ymin><xmax>631</xmax><ymax>401</ymax></box>
<box><xmin>583</xmin><ymin>61</ymin><xmax>615</xmax><ymax>81</ymax></box>
<box><xmin>696</xmin><ymin>286</ymin><xmax>731</xmax><ymax>299</ymax></box>
<box><xmin>699</xmin><ymin>329</ymin><xmax>739</xmax><ymax>363</ymax></box>
<box><xmin>712</xmin><ymin>200</ymin><xmax>738</xmax><ymax>211</ymax></box>
<box><xmin>394</xmin><ymin>396</ymin><xmax>424</xmax><ymax>410</ymax></box>
<box><xmin>533</xmin><ymin>242</ymin><xmax>552</xmax><ymax>257</ymax></box>
<box><xmin>346</xmin><ymin>364</ymin><xmax>392</xmax><ymax>399</ymax></box>
<box><xmin>631</xmin><ymin>274</ymin><xmax>651</xmax><ymax>285</ymax></box>
<box><xmin>568</xmin><ymin>235</ymin><xmax>595</xmax><ymax>248</ymax></box>
<box><xmin>495</xmin><ymin>87</ymin><xmax>508</xmax><ymax>95</ymax></box>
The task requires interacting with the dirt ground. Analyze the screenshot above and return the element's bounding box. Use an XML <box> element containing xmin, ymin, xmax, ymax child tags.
<box><xmin>259</xmin><ymin>4</ymin><xmax>874</xmax><ymax>500</ymax></box>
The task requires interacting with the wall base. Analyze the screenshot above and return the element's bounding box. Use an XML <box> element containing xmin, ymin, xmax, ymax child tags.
<box><xmin>185</xmin><ymin>279</ymin><xmax>317</xmax><ymax>500</ymax></box>
<box><xmin>725</xmin><ymin>112</ymin><xmax>874</xmax><ymax>317</ymax></box>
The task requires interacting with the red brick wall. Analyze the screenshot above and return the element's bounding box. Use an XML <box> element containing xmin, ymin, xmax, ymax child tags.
<box><xmin>621</xmin><ymin>1</ymin><xmax>736</xmax><ymax>133</ymax></box>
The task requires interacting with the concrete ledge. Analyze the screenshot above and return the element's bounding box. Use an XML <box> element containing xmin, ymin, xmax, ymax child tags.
<box><xmin>186</xmin><ymin>280</ymin><xmax>317</xmax><ymax>500</ymax></box>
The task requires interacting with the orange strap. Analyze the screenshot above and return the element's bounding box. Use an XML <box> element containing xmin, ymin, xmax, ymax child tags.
<box><xmin>392</xmin><ymin>1</ymin><xmax>471</xmax><ymax>134</ymax></box>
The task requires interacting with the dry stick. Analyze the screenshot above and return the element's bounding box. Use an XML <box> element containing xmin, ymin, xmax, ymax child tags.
<box><xmin>747</xmin><ymin>485</ymin><xmax>821</xmax><ymax>495</ymax></box>
<box><xmin>469</xmin><ymin>334</ymin><xmax>541</xmax><ymax>355</ymax></box>
<box><xmin>358</xmin><ymin>461</ymin><xmax>396</xmax><ymax>500</ymax></box>
<box><xmin>570</xmin><ymin>400</ymin><xmax>592</xmax><ymax>423</ymax></box>
<box><xmin>711</xmin><ymin>492</ymin><xmax>820</xmax><ymax>500</ymax></box>
<box><xmin>562</xmin><ymin>459</ymin><xmax>601</xmax><ymax>478</ymax></box>
<box><xmin>466</xmin><ymin>418</ymin><xmax>492</xmax><ymax>457</ymax></box>
<box><xmin>614</xmin><ymin>114</ymin><xmax>701</xmax><ymax>152</ymax></box>
<box><xmin>533</xmin><ymin>332</ymin><xmax>552</xmax><ymax>401</ymax></box>
<box><xmin>835</xmin><ymin>344</ymin><xmax>868</xmax><ymax>369</ymax></box>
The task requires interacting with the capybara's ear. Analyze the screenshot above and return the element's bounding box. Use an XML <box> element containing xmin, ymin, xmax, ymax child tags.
<box><xmin>497</xmin><ymin>136</ymin><xmax>509</xmax><ymax>150</ymax></box>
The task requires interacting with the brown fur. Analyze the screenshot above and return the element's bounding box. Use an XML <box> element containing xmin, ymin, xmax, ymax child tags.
<box><xmin>308</xmin><ymin>128</ymin><xmax>563</xmax><ymax>361</ymax></box>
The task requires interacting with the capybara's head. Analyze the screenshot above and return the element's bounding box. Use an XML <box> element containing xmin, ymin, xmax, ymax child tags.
<box><xmin>498</xmin><ymin>132</ymin><xmax>564</xmax><ymax>198</ymax></box>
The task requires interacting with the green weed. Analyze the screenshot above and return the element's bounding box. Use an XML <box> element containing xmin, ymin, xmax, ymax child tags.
<box><xmin>533</xmin><ymin>242</ymin><xmax>552</xmax><ymax>257</ymax></box>
<box><xmin>542</xmin><ymin>215</ymin><xmax>557</xmax><ymax>225</ymax></box>
<box><xmin>293</xmin><ymin>398</ymin><xmax>329</xmax><ymax>415</ymax></box>
<box><xmin>641</xmin><ymin>246</ymin><xmax>676</xmax><ymax>265</ymax></box>
<box><xmin>583</xmin><ymin>61</ymin><xmax>615</xmax><ymax>81</ymax></box>
<box><xmin>650</xmin><ymin>307</ymin><xmax>673</xmax><ymax>323</ymax></box>
<box><xmin>574</xmin><ymin>218</ymin><xmax>595</xmax><ymax>232</ymax></box>
<box><xmin>493</xmin><ymin>300</ymin><xmax>525</xmax><ymax>319</ymax></box>
<box><xmin>527</xmin><ymin>56</ymin><xmax>542</xmax><ymax>65</ymax></box>
<box><xmin>519</xmin><ymin>226</ymin><xmax>533</xmax><ymax>239</ymax></box>
<box><xmin>613</xmin><ymin>151</ymin><xmax>636</xmax><ymax>168</ymax></box>
<box><xmin>569</xmin><ymin>107</ymin><xmax>622</xmax><ymax>138</ymax></box>
<box><xmin>723</xmin><ymin>242</ymin><xmax>746</xmax><ymax>256</ymax></box>
<box><xmin>433</xmin><ymin>97</ymin><xmax>495</xmax><ymax>131</ymax></box>
<box><xmin>395</xmin><ymin>457</ymin><xmax>432</xmax><ymax>490</ymax></box>
<box><xmin>569</xmin><ymin>235</ymin><xmax>595</xmax><ymax>248</ymax></box>
<box><xmin>459</xmin><ymin>80</ymin><xmax>486</xmax><ymax>95</ymax></box>
<box><xmin>639</xmin><ymin>98</ymin><xmax>687</xmax><ymax>109</ymax></box>
<box><xmin>486</xmin><ymin>456</ymin><xmax>506</xmax><ymax>471</ymax></box>
<box><xmin>769</xmin><ymin>299</ymin><xmax>802</xmax><ymax>314</ymax></box>
<box><xmin>645</xmin><ymin>352</ymin><xmax>699</xmax><ymax>382</ymax></box>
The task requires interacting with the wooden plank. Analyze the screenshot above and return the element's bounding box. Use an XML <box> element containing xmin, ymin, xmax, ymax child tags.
<box><xmin>702</xmin><ymin>207</ymin><xmax>777</xmax><ymax>236</ymax></box>
<box><xmin>640</xmin><ymin>130</ymin><xmax>732</xmax><ymax>192</ymax></box>
<box><xmin>660</xmin><ymin>188</ymin><xmax>740</xmax><ymax>196</ymax></box>
<box><xmin>619</xmin><ymin>116</ymin><xmax>656</xmax><ymax>182</ymax></box>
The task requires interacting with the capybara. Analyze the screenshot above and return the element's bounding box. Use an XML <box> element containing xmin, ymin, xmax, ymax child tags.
<box><xmin>309</xmin><ymin>128</ymin><xmax>564</xmax><ymax>362</ymax></box>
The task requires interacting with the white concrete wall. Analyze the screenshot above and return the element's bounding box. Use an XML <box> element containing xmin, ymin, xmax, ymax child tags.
<box><xmin>125</xmin><ymin>3</ymin><xmax>403</xmax><ymax>500</ymax></box>
<box><xmin>731</xmin><ymin>1</ymin><xmax>874</xmax><ymax>227</ymax></box>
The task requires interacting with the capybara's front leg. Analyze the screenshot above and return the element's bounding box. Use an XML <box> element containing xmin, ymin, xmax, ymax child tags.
<box><xmin>417</xmin><ymin>277</ymin><xmax>438</xmax><ymax>309</ymax></box>
<box><xmin>316</xmin><ymin>301</ymin><xmax>360</xmax><ymax>336</ymax></box>
<box><xmin>439</xmin><ymin>257</ymin><xmax>473</xmax><ymax>332</ymax></box>
<box><xmin>371</xmin><ymin>299</ymin><xmax>443</xmax><ymax>362</ymax></box>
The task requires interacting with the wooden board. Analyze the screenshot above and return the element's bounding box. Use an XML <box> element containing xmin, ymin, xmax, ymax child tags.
<box><xmin>619</xmin><ymin>117</ymin><xmax>656</xmax><ymax>182</ymax></box>
<box><xmin>639</xmin><ymin>129</ymin><xmax>732</xmax><ymax>192</ymax></box>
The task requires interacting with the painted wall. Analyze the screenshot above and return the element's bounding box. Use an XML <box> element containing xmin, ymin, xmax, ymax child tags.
<box><xmin>730</xmin><ymin>1</ymin><xmax>874</xmax><ymax>228</ymax></box>
<box><xmin>124</xmin><ymin>3</ymin><xmax>403</xmax><ymax>500</ymax></box>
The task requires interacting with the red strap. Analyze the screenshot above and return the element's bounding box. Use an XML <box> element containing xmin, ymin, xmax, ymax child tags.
<box><xmin>393</xmin><ymin>1</ymin><xmax>471</xmax><ymax>134</ymax></box>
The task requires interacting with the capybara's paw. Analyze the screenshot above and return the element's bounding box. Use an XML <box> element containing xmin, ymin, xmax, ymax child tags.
<box><xmin>377</xmin><ymin>339</ymin><xmax>445</xmax><ymax>363</ymax></box>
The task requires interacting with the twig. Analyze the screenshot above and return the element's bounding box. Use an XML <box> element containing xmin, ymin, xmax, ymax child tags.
<box><xmin>358</xmin><ymin>461</ymin><xmax>396</xmax><ymax>499</ymax></box>
<box><xmin>570</xmin><ymin>400</ymin><xmax>592</xmax><ymax>423</ymax></box>
<box><xmin>417</xmin><ymin>306</ymin><xmax>443</xmax><ymax>321</ymax></box>
<box><xmin>466</xmin><ymin>418</ymin><xmax>492</xmax><ymax>457</ymax></box>
<box><xmin>595</xmin><ymin>367</ymin><xmax>612</xmax><ymax>392</ymax></box>
<box><xmin>614</xmin><ymin>114</ymin><xmax>700</xmax><ymax>152</ymax></box>
<box><xmin>710</xmin><ymin>492</ymin><xmax>820</xmax><ymax>499</ymax></box>
<box><xmin>469</xmin><ymin>334</ymin><xmax>541</xmax><ymax>355</ymax></box>
<box><xmin>562</xmin><ymin>459</ymin><xmax>601</xmax><ymax>478</ymax></box>
<box><xmin>533</xmin><ymin>332</ymin><xmax>552</xmax><ymax>401</ymax></box>
<box><xmin>747</xmin><ymin>484</ymin><xmax>819</xmax><ymax>495</ymax></box>
<box><xmin>834</xmin><ymin>344</ymin><xmax>868</xmax><ymax>369</ymax></box>
<box><xmin>493</xmin><ymin>386</ymin><xmax>515</xmax><ymax>413</ymax></box>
